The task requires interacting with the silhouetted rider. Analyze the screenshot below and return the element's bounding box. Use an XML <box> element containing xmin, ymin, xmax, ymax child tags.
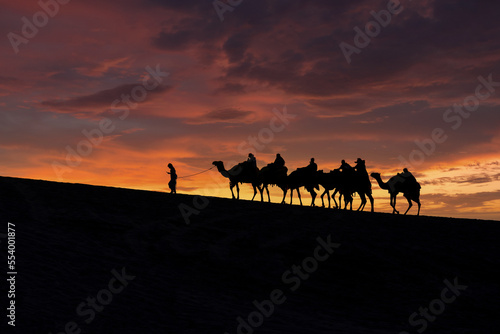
<box><xmin>308</xmin><ymin>158</ymin><xmax>317</xmax><ymax>172</ymax></box>
<box><xmin>399</xmin><ymin>168</ymin><xmax>417</xmax><ymax>184</ymax></box>
<box><xmin>353</xmin><ymin>158</ymin><xmax>366</xmax><ymax>171</ymax></box>
<box><xmin>339</xmin><ymin>159</ymin><xmax>353</xmax><ymax>172</ymax></box>
<box><xmin>274</xmin><ymin>153</ymin><xmax>285</xmax><ymax>169</ymax></box>
<box><xmin>247</xmin><ymin>153</ymin><xmax>257</xmax><ymax>170</ymax></box>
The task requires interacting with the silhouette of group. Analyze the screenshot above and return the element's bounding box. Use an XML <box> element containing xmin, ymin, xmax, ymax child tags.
<box><xmin>212</xmin><ymin>153</ymin><xmax>421</xmax><ymax>215</ymax></box>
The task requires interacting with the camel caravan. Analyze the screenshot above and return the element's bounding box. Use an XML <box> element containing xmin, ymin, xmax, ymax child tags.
<box><xmin>212</xmin><ymin>154</ymin><xmax>422</xmax><ymax>215</ymax></box>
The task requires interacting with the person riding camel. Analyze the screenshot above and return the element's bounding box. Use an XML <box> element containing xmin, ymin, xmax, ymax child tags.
<box><xmin>308</xmin><ymin>158</ymin><xmax>317</xmax><ymax>172</ymax></box>
<box><xmin>353</xmin><ymin>158</ymin><xmax>366</xmax><ymax>172</ymax></box>
<box><xmin>399</xmin><ymin>168</ymin><xmax>417</xmax><ymax>184</ymax></box>
<box><xmin>247</xmin><ymin>153</ymin><xmax>257</xmax><ymax>171</ymax></box>
<box><xmin>274</xmin><ymin>153</ymin><xmax>285</xmax><ymax>169</ymax></box>
<box><xmin>339</xmin><ymin>159</ymin><xmax>353</xmax><ymax>173</ymax></box>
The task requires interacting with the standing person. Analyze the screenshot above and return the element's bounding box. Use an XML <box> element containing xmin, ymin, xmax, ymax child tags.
<box><xmin>167</xmin><ymin>163</ymin><xmax>177</xmax><ymax>194</ymax></box>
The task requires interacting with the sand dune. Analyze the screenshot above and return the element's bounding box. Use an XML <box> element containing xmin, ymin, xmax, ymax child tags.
<box><xmin>0</xmin><ymin>176</ymin><xmax>499</xmax><ymax>333</ymax></box>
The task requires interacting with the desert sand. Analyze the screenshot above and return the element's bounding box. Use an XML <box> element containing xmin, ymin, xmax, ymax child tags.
<box><xmin>0</xmin><ymin>176</ymin><xmax>499</xmax><ymax>333</ymax></box>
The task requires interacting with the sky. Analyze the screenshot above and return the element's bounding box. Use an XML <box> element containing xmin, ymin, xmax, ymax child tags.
<box><xmin>1</xmin><ymin>0</ymin><xmax>499</xmax><ymax>220</ymax></box>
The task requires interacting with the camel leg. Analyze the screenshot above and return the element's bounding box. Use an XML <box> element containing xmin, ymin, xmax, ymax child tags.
<box><xmin>391</xmin><ymin>195</ymin><xmax>399</xmax><ymax>214</ymax></box>
<box><xmin>251</xmin><ymin>186</ymin><xmax>257</xmax><ymax>201</ymax></box>
<box><xmin>357</xmin><ymin>193</ymin><xmax>366</xmax><ymax>211</ymax></box>
<box><xmin>290</xmin><ymin>188</ymin><xmax>293</xmax><ymax>205</ymax></box>
<box><xmin>297</xmin><ymin>188</ymin><xmax>303</xmax><ymax>206</ymax></box>
<box><xmin>265</xmin><ymin>186</ymin><xmax>271</xmax><ymax>202</ymax></box>
<box><xmin>367</xmin><ymin>193</ymin><xmax>374</xmax><ymax>213</ymax></box>
<box><xmin>320</xmin><ymin>190</ymin><xmax>327</xmax><ymax>208</ymax></box>
<box><xmin>230</xmin><ymin>182</ymin><xmax>236</xmax><ymax>199</ymax></box>
<box><xmin>257</xmin><ymin>184</ymin><xmax>264</xmax><ymax>202</ymax></box>
<box><xmin>310</xmin><ymin>189</ymin><xmax>317</xmax><ymax>207</ymax></box>
<box><xmin>236</xmin><ymin>183</ymin><xmax>240</xmax><ymax>200</ymax></box>
<box><xmin>404</xmin><ymin>197</ymin><xmax>412</xmax><ymax>215</ymax></box>
<box><xmin>281</xmin><ymin>188</ymin><xmax>288</xmax><ymax>204</ymax></box>
<box><xmin>417</xmin><ymin>200</ymin><xmax>421</xmax><ymax>216</ymax></box>
<box><xmin>342</xmin><ymin>193</ymin><xmax>352</xmax><ymax>210</ymax></box>
<box><xmin>332</xmin><ymin>189</ymin><xmax>339</xmax><ymax>209</ymax></box>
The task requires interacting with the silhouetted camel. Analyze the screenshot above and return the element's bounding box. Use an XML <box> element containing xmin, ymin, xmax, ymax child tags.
<box><xmin>284</xmin><ymin>166</ymin><xmax>319</xmax><ymax>206</ymax></box>
<box><xmin>317</xmin><ymin>169</ymin><xmax>342</xmax><ymax>208</ymax></box>
<box><xmin>370</xmin><ymin>172</ymin><xmax>421</xmax><ymax>215</ymax></box>
<box><xmin>258</xmin><ymin>165</ymin><xmax>288</xmax><ymax>202</ymax></box>
<box><xmin>330</xmin><ymin>170</ymin><xmax>355</xmax><ymax>210</ymax></box>
<box><xmin>328</xmin><ymin>160</ymin><xmax>374</xmax><ymax>212</ymax></box>
<box><xmin>351</xmin><ymin>159</ymin><xmax>374</xmax><ymax>212</ymax></box>
<box><xmin>317</xmin><ymin>169</ymin><xmax>359</xmax><ymax>210</ymax></box>
<box><xmin>337</xmin><ymin>189</ymin><xmax>353</xmax><ymax>210</ymax></box>
<box><xmin>212</xmin><ymin>161</ymin><xmax>263</xmax><ymax>201</ymax></box>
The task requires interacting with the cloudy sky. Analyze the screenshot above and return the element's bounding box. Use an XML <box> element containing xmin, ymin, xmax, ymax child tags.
<box><xmin>1</xmin><ymin>0</ymin><xmax>499</xmax><ymax>220</ymax></box>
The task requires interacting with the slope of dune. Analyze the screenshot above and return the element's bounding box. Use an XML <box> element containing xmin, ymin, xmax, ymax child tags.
<box><xmin>0</xmin><ymin>176</ymin><xmax>499</xmax><ymax>334</ymax></box>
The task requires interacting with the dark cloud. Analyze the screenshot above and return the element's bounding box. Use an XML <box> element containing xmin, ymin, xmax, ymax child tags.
<box><xmin>147</xmin><ymin>0</ymin><xmax>214</xmax><ymax>12</ymax></box>
<box><xmin>152</xmin><ymin>30</ymin><xmax>196</xmax><ymax>51</ymax></box>
<box><xmin>223</xmin><ymin>31</ymin><xmax>254</xmax><ymax>63</ymax></box>
<box><xmin>186</xmin><ymin>108</ymin><xmax>256</xmax><ymax>125</ymax></box>
<box><xmin>424</xmin><ymin>190</ymin><xmax>500</xmax><ymax>210</ymax></box>
<box><xmin>213</xmin><ymin>82</ymin><xmax>247</xmax><ymax>95</ymax></box>
<box><xmin>202</xmin><ymin>0</ymin><xmax>500</xmax><ymax>98</ymax></box>
<box><xmin>421</xmin><ymin>173</ymin><xmax>500</xmax><ymax>186</ymax></box>
<box><xmin>41</xmin><ymin>84</ymin><xmax>173</xmax><ymax>111</ymax></box>
<box><xmin>0</xmin><ymin>76</ymin><xmax>18</xmax><ymax>84</ymax></box>
<box><xmin>205</xmin><ymin>108</ymin><xmax>253</xmax><ymax>121</ymax></box>
<box><xmin>0</xmin><ymin>109</ymin><xmax>106</xmax><ymax>151</ymax></box>
<box><xmin>141</xmin><ymin>0</ymin><xmax>492</xmax><ymax>102</ymax></box>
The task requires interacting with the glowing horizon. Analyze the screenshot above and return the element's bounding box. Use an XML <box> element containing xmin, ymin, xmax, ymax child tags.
<box><xmin>1</xmin><ymin>0</ymin><xmax>499</xmax><ymax>220</ymax></box>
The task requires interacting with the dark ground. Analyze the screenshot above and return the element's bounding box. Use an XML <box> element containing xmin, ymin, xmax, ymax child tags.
<box><xmin>0</xmin><ymin>176</ymin><xmax>499</xmax><ymax>334</ymax></box>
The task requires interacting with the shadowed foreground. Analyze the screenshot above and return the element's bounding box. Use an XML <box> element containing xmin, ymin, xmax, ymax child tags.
<box><xmin>0</xmin><ymin>176</ymin><xmax>499</xmax><ymax>334</ymax></box>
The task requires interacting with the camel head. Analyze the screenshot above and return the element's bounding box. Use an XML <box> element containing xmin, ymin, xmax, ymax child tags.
<box><xmin>212</xmin><ymin>161</ymin><xmax>226</xmax><ymax>172</ymax></box>
<box><xmin>370</xmin><ymin>172</ymin><xmax>381</xmax><ymax>179</ymax></box>
<box><xmin>212</xmin><ymin>161</ymin><xmax>232</xmax><ymax>178</ymax></box>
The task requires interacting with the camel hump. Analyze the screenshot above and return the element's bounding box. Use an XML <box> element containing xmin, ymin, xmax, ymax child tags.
<box><xmin>387</xmin><ymin>176</ymin><xmax>401</xmax><ymax>190</ymax></box>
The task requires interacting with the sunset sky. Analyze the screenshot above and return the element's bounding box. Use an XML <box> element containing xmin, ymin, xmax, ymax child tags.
<box><xmin>1</xmin><ymin>0</ymin><xmax>499</xmax><ymax>220</ymax></box>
